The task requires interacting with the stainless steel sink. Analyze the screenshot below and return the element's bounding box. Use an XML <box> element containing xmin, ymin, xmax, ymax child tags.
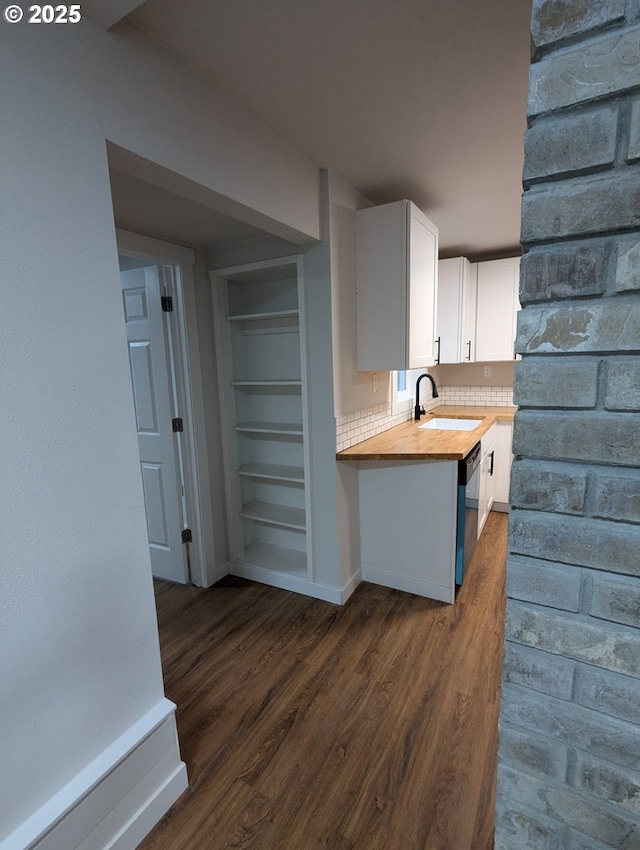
<box><xmin>418</xmin><ymin>418</ymin><xmax>482</xmax><ymax>431</ymax></box>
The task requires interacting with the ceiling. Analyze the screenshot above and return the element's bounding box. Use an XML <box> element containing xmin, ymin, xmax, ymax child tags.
<box><xmin>109</xmin><ymin>0</ymin><xmax>532</xmax><ymax>259</ymax></box>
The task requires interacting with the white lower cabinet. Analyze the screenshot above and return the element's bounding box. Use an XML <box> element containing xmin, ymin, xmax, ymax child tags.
<box><xmin>493</xmin><ymin>420</ymin><xmax>514</xmax><ymax>510</ymax></box>
<box><xmin>477</xmin><ymin>420</ymin><xmax>513</xmax><ymax>528</ymax></box>
<box><xmin>358</xmin><ymin>460</ymin><xmax>458</xmax><ymax>604</ymax></box>
<box><xmin>212</xmin><ymin>256</ymin><xmax>315</xmax><ymax>595</ymax></box>
<box><xmin>478</xmin><ymin>425</ymin><xmax>496</xmax><ymax>537</ymax></box>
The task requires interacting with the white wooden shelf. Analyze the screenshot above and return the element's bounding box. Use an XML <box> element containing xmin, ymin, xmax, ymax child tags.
<box><xmin>231</xmin><ymin>380</ymin><xmax>302</xmax><ymax>387</ymax></box>
<box><xmin>240</xmin><ymin>500</ymin><xmax>306</xmax><ymax>530</ymax></box>
<box><xmin>234</xmin><ymin>421</ymin><xmax>303</xmax><ymax>436</ymax></box>
<box><xmin>212</xmin><ymin>255</ymin><xmax>312</xmax><ymax>593</ymax></box>
<box><xmin>227</xmin><ymin>309</ymin><xmax>299</xmax><ymax>323</ymax></box>
<box><xmin>235</xmin><ymin>540</ymin><xmax>307</xmax><ymax>576</ymax></box>
<box><xmin>237</xmin><ymin>463</ymin><xmax>304</xmax><ymax>483</ymax></box>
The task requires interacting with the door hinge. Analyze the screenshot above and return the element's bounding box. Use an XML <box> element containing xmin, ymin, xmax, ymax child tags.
<box><xmin>182</xmin><ymin>528</ymin><xmax>193</xmax><ymax>544</ymax></box>
<box><xmin>172</xmin><ymin>417</ymin><xmax>184</xmax><ymax>432</ymax></box>
<box><xmin>162</xmin><ymin>295</ymin><xmax>173</xmax><ymax>312</ymax></box>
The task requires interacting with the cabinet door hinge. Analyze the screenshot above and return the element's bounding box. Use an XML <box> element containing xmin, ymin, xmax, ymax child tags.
<box><xmin>182</xmin><ymin>528</ymin><xmax>193</xmax><ymax>544</ymax></box>
<box><xmin>162</xmin><ymin>295</ymin><xmax>173</xmax><ymax>312</ymax></box>
<box><xmin>172</xmin><ymin>417</ymin><xmax>183</xmax><ymax>432</ymax></box>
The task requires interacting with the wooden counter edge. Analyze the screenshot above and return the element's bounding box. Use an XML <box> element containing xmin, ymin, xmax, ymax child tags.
<box><xmin>335</xmin><ymin>406</ymin><xmax>516</xmax><ymax>462</ymax></box>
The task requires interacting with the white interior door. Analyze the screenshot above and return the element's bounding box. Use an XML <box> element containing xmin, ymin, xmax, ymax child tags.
<box><xmin>121</xmin><ymin>265</ymin><xmax>188</xmax><ymax>583</ymax></box>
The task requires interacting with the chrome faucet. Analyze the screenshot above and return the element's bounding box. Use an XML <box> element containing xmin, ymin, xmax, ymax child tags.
<box><xmin>414</xmin><ymin>372</ymin><xmax>439</xmax><ymax>420</ymax></box>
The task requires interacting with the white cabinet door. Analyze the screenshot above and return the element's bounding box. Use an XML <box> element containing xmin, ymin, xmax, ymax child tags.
<box><xmin>463</xmin><ymin>263</ymin><xmax>479</xmax><ymax>362</ymax></box>
<box><xmin>436</xmin><ymin>257</ymin><xmax>477</xmax><ymax>363</ymax></box>
<box><xmin>493</xmin><ymin>420</ymin><xmax>514</xmax><ymax>509</ymax></box>
<box><xmin>474</xmin><ymin>257</ymin><xmax>520</xmax><ymax>362</ymax></box>
<box><xmin>356</xmin><ymin>200</ymin><xmax>438</xmax><ymax>370</ymax></box>
<box><xmin>478</xmin><ymin>425</ymin><xmax>496</xmax><ymax>537</ymax></box>
<box><xmin>408</xmin><ymin>205</ymin><xmax>438</xmax><ymax>369</ymax></box>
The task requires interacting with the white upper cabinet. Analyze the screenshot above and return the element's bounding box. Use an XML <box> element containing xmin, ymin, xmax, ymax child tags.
<box><xmin>356</xmin><ymin>200</ymin><xmax>438</xmax><ymax>370</ymax></box>
<box><xmin>474</xmin><ymin>257</ymin><xmax>521</xmax><ymax>362</ymax></box>
<box><xmin>436</xmin><ymin>256</ymin><xmax>478</xmax><ymax>364</ymax></box>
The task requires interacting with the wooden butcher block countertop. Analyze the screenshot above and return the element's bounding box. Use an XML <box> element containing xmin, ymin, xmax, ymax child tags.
<box><xmin>336</xmin><ymin>405</ymin><xmax>517</xmax><ymax>462</ymax></box>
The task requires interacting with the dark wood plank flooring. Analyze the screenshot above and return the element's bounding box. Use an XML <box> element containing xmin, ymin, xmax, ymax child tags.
<box><xmin>140</xmin><ymin>511</ymin><xmax>507</xmax><ymax>850</ymax></box>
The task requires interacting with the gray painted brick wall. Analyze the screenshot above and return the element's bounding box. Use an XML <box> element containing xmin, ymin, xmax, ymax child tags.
<box><xmin>587</xmin><ymin>573</ymin><xmax>640</xmax><ymax>628</ymax></box>
<box><xmin>514</xmin><ymin>359</ymin><xmax>598</xmax><ymax>409</ymax></box>
<box><xmin>495</xmin><ymin>4</ymin><xmax>640</xmax><ymax>847</ymax></box>
<box><xmin>604</xmin><ymin>360</ymin><xmax>640</xmax><ymax>411</ymax></box>
<box><xmin>506</xmin><ymin>555</ymin><xmax>582</xmax><ymax>610</ymax></box>
<box><xmin>573</xmin><ymin>665</ymin><xmax>640</xmax><ymax>724</ymax></box>
<box><xmin>513</xmin><ymin>411</ymin><xmax>640</xmax><ymax>465</ymax></box>
<box><xmin>515</xmin><ymin>298</ymin><xmax>640</xmax><ymax>355</ymax></box>
<box><xmin>502</xmin><ymin>641</ymin><xmax>575</xmax><ymax>700</ymax></box>
<box><xmin>505</xmin><ymin>601</ymin><xmax>640</xmax><ymax>676</ymax></box>
<box><xmin>510</xmin><ymin>460</ymin><xmax>587</xmax><ymax>515</ymax></box>
<box><xmin>630</xmin><ymin>100</ymin><xmax>640</xmax><ymax>162</ymax></box>
<box><xmin>497</xmin><ymin>764</ymin><xmax>640</xmax><ymax>849</ymax></box>
<box><xmin>519</xmin><ymin>241</ymin><xmax>608</xmax><ymax>304</ymax></box>
<box><xmin>521</xmin><ymin>174</ymin><xmax>640</xmax><ymax>242</ymax></box>
<box><xmin>571</xmin><ymin>751</ymin><xmax>640</xmax><ymax>815</ymax></box>
<box><xmin>615</xmin><ymin>233</ymin><xmax>640</xmax><ymax>292</ymax></box>
<box><xmin>592</xmin><ymin>469</ymin><xmax>640</xmax><ymax>523</ymax></box>
<box><xmin>495</xmin><ymin>798</ymin><xmax>564</xmax><ymax>850</ymax></box>
<box><xmin>530</xmin><ymin>0</ymin><xmax>626</xmax><ymax>48</ymax></box>
<box><xmin>509</xmin><ymin>511</ymin><xmax>640</xmax><ymax>575</ymax></box>
<box><xmin>527</xmin><ymin>26</ymin><xmax>640</xmax><ymax>115</ymax></box>
<box><xmin>523</xmin><ymin>107</ymin><xmax>618</xmax><ymax>182</ymax></box>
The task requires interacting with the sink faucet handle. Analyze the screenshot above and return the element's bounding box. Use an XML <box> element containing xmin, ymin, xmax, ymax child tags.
<box><xmin>414</xmin><ymin>371</ymin><xmax>439</xmax><ymax>420</ymax></box>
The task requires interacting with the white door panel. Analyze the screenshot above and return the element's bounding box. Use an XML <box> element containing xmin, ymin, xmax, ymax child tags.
<box><xmin>141</xmin><ymin>462</ymin><xmax>170</xmax><ymax>546</ymax></box>
<box><xmin>121</xmin><ymin>265</ymin><xmax>188</xmax><ymax>583</ymax></box>
<box><xmin>128</xmin><ymin>341</ymin><xmax>159</xmax><ymax>432</ymax></box>
<box><xmin>122</xmin><ymin>286</ymin><xmax>148</xmax><ymax>322</ymax></box>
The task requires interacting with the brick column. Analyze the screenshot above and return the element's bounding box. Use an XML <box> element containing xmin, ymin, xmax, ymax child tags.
<box><xmin>495</xmin><ymin>2</ymin><xmax>640</xmax><ymax>848</ymax></box>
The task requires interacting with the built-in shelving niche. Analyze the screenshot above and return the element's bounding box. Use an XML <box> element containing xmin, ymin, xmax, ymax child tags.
<box><xmin>212</xmin><ymin>256</ymin><xmax>313</xmax><ymax>589</ymax></box>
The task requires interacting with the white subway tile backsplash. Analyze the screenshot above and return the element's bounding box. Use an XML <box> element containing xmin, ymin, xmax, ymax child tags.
<box><xmin>438</xmin><ymin>386</ymin><xmax>513</xmax><ymax>408</ymax></box>
<box><xmin>335</xmin><ymin>385</ymin><xmax>514</xmax><ymax>450</ymax></box>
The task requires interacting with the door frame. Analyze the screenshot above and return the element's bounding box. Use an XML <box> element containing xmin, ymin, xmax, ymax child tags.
<box><xmin>116</xmin><ymin>228</ymin><xmax>217</xmax><ymax>587</ymax></box>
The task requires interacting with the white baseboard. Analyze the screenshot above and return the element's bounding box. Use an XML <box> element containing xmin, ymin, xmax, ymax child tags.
<box><xmin>2</xmin><ymin>699</ymin><xmax>187</xmax><ymax>850</ymax></box>
<box><xmin>492</xmin><ymin>502</ymin><xmax>510</xmax><ymax>513</ymax></box>
<box><xmin>340</xmin><ymin>570</ymin><xmax>362</xmax><ymax>604</ymax></box>
<box><xmin>362</xmin><ymin>566</ymin><xmax>454</xmax><ymax>604</ymax></box>
<box><xmin>228</xmin><ymin>561</ymin><xmax>351</xmax><ymax>604</ymax></box>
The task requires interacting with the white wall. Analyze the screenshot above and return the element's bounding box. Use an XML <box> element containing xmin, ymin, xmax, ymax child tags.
<box><xmin>435</xmin><ymin>361</ymin><xmax>515</xmax><ymax>387</ymax></box>
<box><xmin>94</xmin><ymin>23</ymin><xmax>320</xmax><ymax>245</ymax></box>
<box><xmin>0</xmin><ymin>15</ymin><xmax>323</xmax><ymax>846</ymax></box>
<box><xmin>0</xmin><ymin>21</ymin><xmax>168</xmax><ymax>842</ymax></box>
<box><xmin>326</xmin><ymin>172</ymin><xmax>393</xmax><ymax>415</ymax></box>
<box><xmin>324</xmin><ymin>172</ymin><xmax>382</xmax><ymax>588</ymax></box>
<box><xmin>301</xmin><ymin>174</ymin><xmax>344</xmax><ymax>592</ymax></box>
<box><xmin>191</xmin><ymin>250</ymin><xmax>230</xmax><ymax>580</ymax></box>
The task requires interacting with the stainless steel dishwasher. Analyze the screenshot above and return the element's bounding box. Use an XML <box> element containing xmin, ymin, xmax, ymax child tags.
<box><xmin>455</xmin><ymin>442</ymin><xmax>481</xmax><ymax>585</ymax></box>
